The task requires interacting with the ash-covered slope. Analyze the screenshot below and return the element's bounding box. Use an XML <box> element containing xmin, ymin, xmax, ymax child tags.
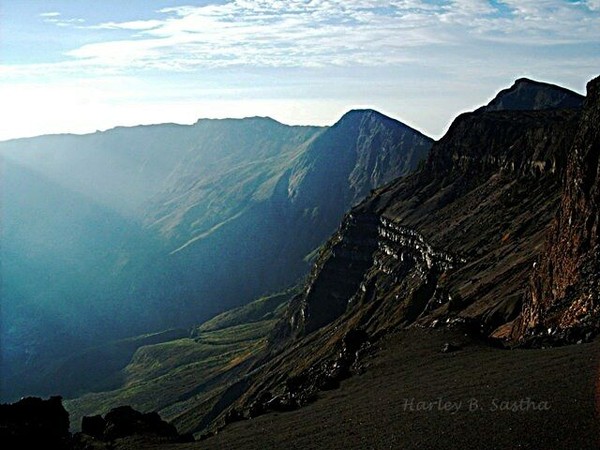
<box><xmin>206</xmin><ymin>77</ymin><xmax>591</xmax><ymax>429</ymax></box>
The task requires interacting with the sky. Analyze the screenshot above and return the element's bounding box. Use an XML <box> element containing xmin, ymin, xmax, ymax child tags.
<box><xmin>0</xmin><ymin>0</ymin><xmax>599</xmax><ymax>141</ymax></box>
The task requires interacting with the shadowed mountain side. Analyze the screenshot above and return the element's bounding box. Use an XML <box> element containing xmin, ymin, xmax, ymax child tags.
<box><xmin>477</xmin><ymin>77</ymin><xmax>584</xmax><ymax>113</ymax></box>
<box><xmin>150</xmin><ymin>110</ymin><xmax>432</xmax><ymax>327</ymax></box>
<box><xmin>1</xmin><ymin>112</ymin><xmax>431</xmax><ymax>402</ymax></box>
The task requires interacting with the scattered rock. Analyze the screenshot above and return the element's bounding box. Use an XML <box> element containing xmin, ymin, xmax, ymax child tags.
<box><xmin>224</xmin><ymin>408</ymin><xmax>244</xmax><ymax>425</ymax></box>
<box><xmin>440</xmin><ymin>342</ymin><xmax>460</xmax><ymax>353</ymax></box>
<box><xmin>246</xmin><ymin>328</ymin><xmax>371</xmax><ymax>419</ymax></box>
<box><xmin>78</xmin><ymin>405</ymin><xmax>191</xmax><ymax>444</ymax></box>
<box><xmin>342</xmin><ymin>328</ymin><xmax>370</xmax><ymax>355</ymax></box>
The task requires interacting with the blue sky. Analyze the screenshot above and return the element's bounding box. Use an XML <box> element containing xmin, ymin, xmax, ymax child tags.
<box><xmin>1</xmin><ymin>0</ymin><xmax>599</xmax><ymax>140</ymax></box>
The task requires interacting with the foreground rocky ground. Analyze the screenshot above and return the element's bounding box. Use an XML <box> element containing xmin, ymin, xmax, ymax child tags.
<box><xmin>9</xmin><ymin>326</ymin><xmax>596</xmax><ymax>449</ymax></box>
<box><xmin>104</xmin><ymin>327</ymin><xmax>599</xmax><ymax>449</ymax></box>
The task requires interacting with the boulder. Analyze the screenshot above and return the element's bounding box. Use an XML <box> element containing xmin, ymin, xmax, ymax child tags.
<box><xmin>0</xmin><ymin>396</ymin><xmax>71</xmax><ymax>449</ymax></box>
<box><xmin>81</xmin><ymin>415</ymin><xmax>106</xmax><ymax>439</ymax></box>
<box><xmin>79</xmin><ymin>405</ymin><xmax>187</xmax><ymax>444</ymax></box>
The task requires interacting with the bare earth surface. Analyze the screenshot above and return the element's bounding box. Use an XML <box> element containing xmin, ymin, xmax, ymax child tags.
<box><xmin>115</xmin><ymin>328</ymin><xmax>600</xmax><ymax>449</ymax></box>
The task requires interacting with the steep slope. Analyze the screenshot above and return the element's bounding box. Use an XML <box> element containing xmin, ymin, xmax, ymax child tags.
<box><xmin>518</xmin><ymin>75</ymin><xmax>600</xmax><ymax>340</ymax></box>
<box><xmin>283</xmin><ymin>109</ymin><xmax>431</xmax><ymax>255</ymax></box>
<box><xmin>287</xmin><ymin>92</ymin><xmax>583</xmax><ymax>341</ymax></box>
<box><xmin>1</xmin><ymin>112</ymin><xmax>431</xmax><ymax>402</ymax></box>
<box><xmin>144</xmin><ymin>111</ymin><xmax>432</xmax><ymax>329</ymax></box>
<box><xmin>203</xmin><ymin>77</ymin><xmax>588</xmax><ymax>428</ymax></box>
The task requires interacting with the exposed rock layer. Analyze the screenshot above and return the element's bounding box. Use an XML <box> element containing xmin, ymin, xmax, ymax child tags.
<box><xmin>216</xmin><ymin>78</ymin><xmax>593</xmax><ymax>427</ymax></box>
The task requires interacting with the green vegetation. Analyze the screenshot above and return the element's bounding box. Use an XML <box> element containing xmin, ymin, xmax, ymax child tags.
<box><xmin>197</xmin><ymin>288</ymin><xmax>297</xmax><ymax>333</ymax></box>
<box><xmin>2</xmin><ymin>111</ymin><xmax>430</xmax><ymax>402</ymax></box>
<box><xmin>65</xmin><ymin>290</ymin><xmax>291</xmax><ymax>434</ymax></box>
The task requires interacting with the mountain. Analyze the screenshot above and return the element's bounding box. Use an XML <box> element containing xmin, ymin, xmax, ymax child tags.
<box><xmin>476</xmin><ymin>77</ymin><xmax>584</xmax><ymax>112</ymax></box>
<box><xmin>5</xmin><ymin>76</ymin><xmax>599</xmax><ymax>448</ymax></box>
<box><xmin>0</xmin><ymin>112</ymin><xmax>431</xmax><ymax>401</ymax></box>
<box><xmin>186</xmin><ymin>77</ymin><xmax>596</xmax><ymax>432</ymax></box>
<box><xmin>143</xmin><ymin>110</ymin><xmax>432</xmax><ymax>330</ymax></box>
<box><xmin>63</xmin><ymin>76</ymin><xmax>595</xmax><ymax>442</ymax></box>
<box><xmin>283</xmin><ymin>78</ymin><xmax>586</xmax><ymax>342</ymax></box>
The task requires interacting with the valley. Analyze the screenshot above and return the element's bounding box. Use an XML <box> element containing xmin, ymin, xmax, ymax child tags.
<box><xmin>2</xmin><ymin>75</ymin><xmax>599</xmax><ymax>450</ymax></box>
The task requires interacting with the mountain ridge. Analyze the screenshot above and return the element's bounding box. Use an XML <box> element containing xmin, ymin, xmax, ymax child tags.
<box><xmin>0</xmin><ymin>106</ymin><xmax>431</xmax><ymax>402</ymax></box>
<box><xmin>477</xmin><ymin>77</ymin><xmax>584</xmax><ymax>112</ymax></box>
<box><xmin>192</xmin><ymin>76</ymin><xmax>598</xmax><ymax>437</ymax></box>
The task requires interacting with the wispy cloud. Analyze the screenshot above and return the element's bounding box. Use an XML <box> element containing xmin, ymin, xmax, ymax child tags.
<box><xmin>89</xmin><ymin>20</ymin><xmax>164</xmax><ymax>31</ymax></box>
<box><xmin>0</xmin><ymin>0</ymin><xmax>582</xmax><ymax>80</ymax></box>
<box><xmin>40</xmin><ymin>11</ymin><xmax>85</xmax><ymax>27</ymax></box>
<box><xmin>27</xmin><ymin>0</ymin><xmax>594</xmax><ymax>72</ymax></box>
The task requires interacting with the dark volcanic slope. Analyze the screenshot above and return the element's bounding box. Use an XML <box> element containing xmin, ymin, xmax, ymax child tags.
<box><xmin>107</xmin><ymin>327</ymin><xmax>600</xmax><ymax>449</ymax></box>
<box><xmin>183</xmin><ymin>328</ymin><xmax>599</xmax><ymax>450</ymax></box>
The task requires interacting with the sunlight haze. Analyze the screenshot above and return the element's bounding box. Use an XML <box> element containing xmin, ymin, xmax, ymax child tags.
<box><xmin>1</xmin><ymin>0</ymin><xmax>599</xmax><ymax>140</ymax></box>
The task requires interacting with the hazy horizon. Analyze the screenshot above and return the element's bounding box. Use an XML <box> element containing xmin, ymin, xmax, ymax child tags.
<box><xmin>1</xmin><ymin>0</ymin><xmax>599</xmax><ymax>142</ymax></box>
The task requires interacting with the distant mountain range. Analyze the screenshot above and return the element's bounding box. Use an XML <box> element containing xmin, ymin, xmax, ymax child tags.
<box><xmin>0</xmin><ymin>108</ymin><xmax>431</xmax><ymax>400</ymax></box>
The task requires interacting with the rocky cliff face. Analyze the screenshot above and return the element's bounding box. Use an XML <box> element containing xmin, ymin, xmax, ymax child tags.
<box><xmin>283</xmin><ymin>93</ymin><xmax>583</xmax><ymax>341</ymax></box>
<box><xmin>214</xmin><ymin>78</ymin><xmax>592</xmax><ymax>427</ymax></box>
<box><xmin>518</xmin><ymin>76</ymin><xmax>600</xmax><ymax>340</ymax></box>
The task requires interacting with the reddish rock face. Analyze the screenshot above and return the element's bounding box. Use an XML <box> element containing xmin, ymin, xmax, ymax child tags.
<box><xmin>518</xmin><ymin>76</ymin><xmax>600</xmax><ymax>338</ymax></box>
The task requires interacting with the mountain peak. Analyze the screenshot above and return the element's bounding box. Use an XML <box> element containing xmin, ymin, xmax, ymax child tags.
<box><xmin>477</xmin><ymin>78</ymin><xmax>584</xmax><ymax>113</ymax></box>
<box><xmin>334</xmin><ymin>109</ymin><xmax>429</xmax><ymax>140</ymax></box>
<box><xmin>338</xmin><ymin>109</ymin><xmax>391</xmax><ymax>123</ymax></box>
<box><xmin>513</xmin><ymin>77</ymin><xmax>545</xmax><ymax>86</ymax></box>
